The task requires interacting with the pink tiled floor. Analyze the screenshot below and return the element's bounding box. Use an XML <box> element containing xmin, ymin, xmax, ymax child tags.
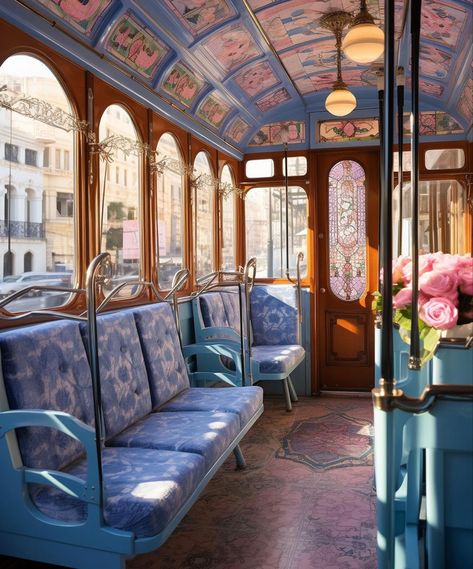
<box><xmin>1</xmin><ymin>395</ymin><xmax>377</xmax><ymax>569</ymax></box>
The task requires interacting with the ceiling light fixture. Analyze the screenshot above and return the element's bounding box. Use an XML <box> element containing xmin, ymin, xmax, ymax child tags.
<box><xmin>342</xmin><ymin>0</ymin><xmax>384</xmax><ymax>64</ymax></box>
<box><xmin>320</xmin><ymin>12</ymin><xmax>357</xmax><ymax>117</ymax></box>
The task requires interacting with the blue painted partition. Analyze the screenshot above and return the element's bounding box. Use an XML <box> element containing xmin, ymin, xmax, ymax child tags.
<box><xmin>375</xmin><ymin>324</ymin><xmax>431</xmax><ymax>396</ymax></box>
<box><xmin>432</xmin><ymin>342</ymin><xmax>473</xmax><ymax>385</ymax></box>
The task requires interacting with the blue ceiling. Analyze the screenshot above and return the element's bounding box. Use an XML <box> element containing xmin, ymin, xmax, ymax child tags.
<box><xmin>1</xmin><ymin>0</ymin><xmax>472</xmax><ymax>155</ymax></box>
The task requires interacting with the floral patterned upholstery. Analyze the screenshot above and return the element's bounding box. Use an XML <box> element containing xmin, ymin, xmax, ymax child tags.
<box><xmin>161</xmin><ymin>386</ymin><xmax>263</xmax><ymax>429</ymax></box>
<box><xmin>29</xmin><ymin>447</ymin><xmax>205</xmax><ymax>538</ymax></box>
<box><xmin>80</xmin><ymin>311</ymin><xmax>152</xmax><ymax>439</ymax></box>
<box><xmin>199</xmin><ymin>290</ymin><xmax>242</xmax><ymax>335</ymax></box>
<box><xmin>250</xmin><ymin>285</ymin><xmax>299</xmax><ymax>346</ymax></box>
<box><xmin>110</xmin><ymin>411</ymin><xmax>240</xmax><ymax>471</ymax></box>
<box><xmin>252</xmin><ymin>345</ymin><xmax>305</xmax><ymax>374</ymax></box>
<box><xmin>0</xmin><ymin>320</ymin><xmax>94</xmax><ymax>470</ymax></box>
<box><xmin>132</xmin><ymin>303</ymin><xmax>190</xmax><ymax>408</ymax></box>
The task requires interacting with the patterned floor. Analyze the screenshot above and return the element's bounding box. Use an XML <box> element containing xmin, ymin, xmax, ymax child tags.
<box><xmin>1</xmin><ymin>395</ymin><xmax>377</xmax><ymax>569</ymax></box>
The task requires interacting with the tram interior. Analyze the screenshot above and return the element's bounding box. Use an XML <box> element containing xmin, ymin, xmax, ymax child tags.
<box><xmin>0</xmin><ymin>1</ymin><xmax>472</xmax><ymax>568</ymax></box>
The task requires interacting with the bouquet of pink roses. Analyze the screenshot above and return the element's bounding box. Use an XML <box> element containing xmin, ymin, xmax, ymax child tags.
<box><xmin>374</xmin><ymin>252</ymin><xmax>473</xmax><ymax>363</ymax></box>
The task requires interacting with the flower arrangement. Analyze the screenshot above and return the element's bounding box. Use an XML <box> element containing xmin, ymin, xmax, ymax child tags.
<box><xmin>374</xmin><ymin>253</ymin><xmax>473</xmax><ymax>364</ymax></box>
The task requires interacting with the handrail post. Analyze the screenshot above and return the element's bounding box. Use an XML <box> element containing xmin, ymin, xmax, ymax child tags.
<box><xmin>85</xmin><ymin>252</ymin><xmax>110</xmax><ymax>518</ymax></box>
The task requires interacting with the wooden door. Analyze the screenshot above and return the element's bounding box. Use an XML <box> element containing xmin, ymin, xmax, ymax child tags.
<box><xmin>316</xmin><ymin>150</ymin><xmax>379</xmax><ymax>390</ymax></box>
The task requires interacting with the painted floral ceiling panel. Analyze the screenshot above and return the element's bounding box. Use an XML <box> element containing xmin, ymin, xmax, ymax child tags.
<box><xmin>197</xmin><ymin>91</ymin><xmax>232</xmax><ymax>128</ymax></box>
<box><xmin>232</xmin><ymin>61</ymin><xmax>280</xmax><ymax>98</ymax></box>
<box><xmin>37</xmin><ymin>0</ymin><xmax>112</xmax><ymax>36</ymax></box>
<box><xmin>162</xmin><ymin>61</ymin><xmax>206</xmax><ymax>108</ymax></box>
<box><xmin>163</xmin><ymin>0</ymin><xmax>236</xmax><ymax>36</ymax></box>
<box><xmin>421</xmin><ymin>0</ymin><xmax>468</xmax><ymax>49</ymax></box>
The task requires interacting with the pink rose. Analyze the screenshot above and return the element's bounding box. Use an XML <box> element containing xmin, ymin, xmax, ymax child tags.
<box><xmin>431</xmin><ymin>253</ymin><xmax>462</xmax><ymax>272</ymax></box>
<box><xmin>392</xmin><ymin>255</ymin><xmax>411</xmax><ymax>285</ymax></box>
<box><xmin>458</xmin><ymin>267</ymin><xmax>473</xmax><ymax>296</ymax></box>
<box><xmin>419</xmin><ymin>269</ymin><xmax>458</xmax><ymax>299</ymax></box>
<box><xmin>420</xmin><ymin>297</ymin><xmax>458</xmax><ymax>329</ymax></box>
<box><xmin>457</xmin><ymin>255</ymin><xmax>473</xmax><ymax>270</ymax></box>
<box><xmin>393</xmin><ymin>287</ymin><xmax>412</xmax><ymax>309</ymax></box>
<box><xmin>401</xmin><ymin>254</ymin><xmax>435</xmax><ymax>283</ymax></box>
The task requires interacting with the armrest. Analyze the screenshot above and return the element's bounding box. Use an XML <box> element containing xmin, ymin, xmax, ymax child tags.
<box><xmin>183</xmin><ymin>342</ymin><xmax>242</xmax><ymax>375</ymax></box>
<box><xmin>0</xmin><ymin>409</ymin><xmax>100</xmax><ymax>505</ymax></box>
<box><xmin>198</xmin><ymin>326</ymin><xmax>242</xmax><ymax>344</ymax></box>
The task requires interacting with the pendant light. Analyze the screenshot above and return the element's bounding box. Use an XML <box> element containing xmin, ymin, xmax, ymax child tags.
<box><xmin>342</xmin><ymin>0</ymin><xmax>384</xmax><ymax>64</ymax></box>
<box><xmin>321</xmin><ymin>12</ymin><xmax>357</xmax><ymax>117</ymax></box>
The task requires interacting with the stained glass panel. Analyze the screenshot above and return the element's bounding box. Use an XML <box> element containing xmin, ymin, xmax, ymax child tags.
<box><xmin>328</xmin><ymin>161</ymin><xmax>367</xmax><ymax>302</ymax></box>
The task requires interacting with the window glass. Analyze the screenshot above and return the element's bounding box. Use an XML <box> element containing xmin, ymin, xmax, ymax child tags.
<box><xmin>220</xmin><ymin>164</ymin><xmax>236</xmax><ymax>270</ymax></box>
<box><xmin>245</xmin><ymin>187</ymin><xmax>308</xmax><ymax>278</ymax></box>
<box><xmin>156</xmin><ymin>133</ymin><xmax>185</xmax><ymax>289</ymax></box>
<box><xmin>0</xmin><ymin>54</ymin><xmax>75</xmax><ymax>311</ymax></box>
<box><xmin>193</xmin><ymin>151</ymin><xmax>214</xmax><ymax>279</ymax></box>
<box><xmin>282</xmin><ymin>156</ymin><xmax>307</xmax><ymax>176</ymax></box>
<box><xmin>245</xmin><ymin>158</ymin><xmax>274</xmax><ymax>178</ymax></box>
<box><xmin>393</xmin><ymin>151</ymin><xmax>412</xmax><ymax>172</ymax></box>
<box><xmin>328</xmin><ymin>161</ymin><xmax>367</xmax><ymax>301</ymax></box>
<box><xmin>425</xmin><ymin>148</ymin><xmax>465</xmax><ymax>170</ymax></box>
<box><xmin>99</xmin><ymin>104</ymin><xmax>141</xmax><ymax>292</ymax></box>
<box><xmin>394</xmin><ymin>180</ymin><xmax>468</xmax><ymax>255</ymax></box>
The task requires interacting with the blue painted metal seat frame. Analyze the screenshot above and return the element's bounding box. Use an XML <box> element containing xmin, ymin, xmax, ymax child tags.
<box><xmin>0</xmin><ymin>259</ymin><xmax>264</xmax><ymax>569</ymax></box>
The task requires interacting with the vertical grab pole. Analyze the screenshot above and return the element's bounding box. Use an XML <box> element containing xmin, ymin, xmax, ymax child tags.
<box><xmin>85</xmin><ymin>252</ymin><xmax>110</xmax><ymax>517</ymax></box>
<box><xmin>296</xmin><ymin>252</ymin><xmax>303</xmax><ymax>345</ymax></box>
<box><xmin>377</xmin><ymin>70</ymin><xmax>385</xmax><ymax>295</ymax></box>
<box><xmin>284</xmin><ymin>142</ymin><xmax>291</xmax><ymax>281</ymax></box>
<box><xmin>409</xmin><ymin>0</ymin><xmax>422</xmax><ymax>370</ymax></box>
<box><xmin>397</xmin><ymin>67</ymin><xmax>405</xmax><ymax>257</ymax></box>
<box><xmin>374</xmin><ymin>1</ymin><xmax>396</xmax><ymax>568</ymax></box>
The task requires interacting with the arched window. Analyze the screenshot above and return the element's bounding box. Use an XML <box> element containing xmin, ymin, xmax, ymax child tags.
<box><xmin>99</xmin><ymin>104</ymin><xmax>141</xmax><ymax>290</ymax></box>
<box><xmin>328</xmin><ymin>160</ymin><xmax>367</xmax><ymax>301</ymax></box>
<box><xmin>245</xmin><ymin>186</ymin><xmax>308</xmax><ymax>278</ymax></box>
<box><xmin>219</xmin><ymin>164</ymin><xmax>236</xmax><ymax>270</ymax></box>
<box><xmin>156</xmin><ymin>133</ymin><xmax>184</xmax><ymax>289</ymax></box>
<box><xmin>193</xmin><ymin>151</ymin><xmax>214</xmax><ymax>279</ymax></box>
<box><xmin>24</xmin><ymin>251</ymin><xmax>33</xmax><ymax>272</ymax></box>
<box><xmin>0</xmin><ymin>54</ymin><xmax>75</xmax><ymax>308</ymax></box>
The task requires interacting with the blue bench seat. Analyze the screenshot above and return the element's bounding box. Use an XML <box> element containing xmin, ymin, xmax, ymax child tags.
<box><xmin>0</xmin><ymin>300</ymin><xmax>263</xmax><ymax>568</ymax></box>
<box><xmin>110</xmin><ymin>411</ymin><xmax>240</xmax><ymax>471</ymax></box>
<box><xmin>29</xmin><ymin>447</ymin><xmax>205</xmax><ymax>538</ymax></box>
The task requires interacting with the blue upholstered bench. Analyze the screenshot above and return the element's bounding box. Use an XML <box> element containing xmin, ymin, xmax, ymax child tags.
<box><xmin>0</xmin><ymin>302</ymin><xmax>263</xmax><ymax>568</ymax></box>
<box><xmin>193</xmin><ymin>284</ymin><xmax>305</xmax><ymax>411</ymax></box>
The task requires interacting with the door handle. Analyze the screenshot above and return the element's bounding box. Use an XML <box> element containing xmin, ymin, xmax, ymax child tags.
<box><xmin>320</xmin><ymin>288</ymin><xmax>326</xmax><ymax>294</ymax></box>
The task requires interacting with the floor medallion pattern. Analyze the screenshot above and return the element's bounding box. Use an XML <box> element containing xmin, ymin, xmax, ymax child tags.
<box><xmin>276</xmin><ymin>412</ymin><xmax>374</xmax><ymax>470</ymax></box>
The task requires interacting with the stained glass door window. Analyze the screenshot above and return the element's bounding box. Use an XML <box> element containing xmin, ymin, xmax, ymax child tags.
<box><xmin>328</xmin><ymin>160</ymin><xmax>367</xmax><ymax>301</ymax></box>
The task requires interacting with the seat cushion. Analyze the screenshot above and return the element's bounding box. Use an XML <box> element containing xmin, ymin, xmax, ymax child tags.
<box><xmin>109</xmin><ymin>411</ymin><xmax>240</xmax><ymax>471</ymax></box>
<box><xmin>252</xmin><ymin>345</ymin><xmax>305</xmax><ymax>375</ymax></box>
<box><xmin>0</xmin><ymin>320</ymin><xmax>94</xmax><ymax>470</ymax></box>
<box><xmin>29</xmin><ymin>447</ymin><xmax>205</xmax><ymax>538</ymax></box>
<box><xmin>160</xmin><ymin>386</ymin><xmax>263</xmax><ymax>429</ymax></box>
<box><xmin>132</xmin><ymin>303</ymin><xmax>190</xmax><ymax>408</ymax></box>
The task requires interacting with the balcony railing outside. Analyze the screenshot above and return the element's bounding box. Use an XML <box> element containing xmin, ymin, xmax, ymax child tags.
<box><xmin>0</xmin><ymin>220</ymin><xmax>44</xmax><ymax>239</ymax></box>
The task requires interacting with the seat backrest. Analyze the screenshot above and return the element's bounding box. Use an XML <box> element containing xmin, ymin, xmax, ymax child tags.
<box><xmin>0</xmin><ymin>320</ymin><xmax>94</xmax><ymax>470</ymax></box>
<box><xmin>250</xmin><ymin>285</ymin><xmax>299</xmax><ymax>346</ymax></box>
<box><xmin>132</xmin><ymin>303</ymin><xmax>190</xmax><ymax>408</ymax></box>
<box><xmin>403</xmin><ymin>399</ymin><xmax>473</xmax><ymax>569</ymax></box>
<box><xmin>198</xmin><ymin>290</ymin><xmax>242</xmax><ymax>336</ymax></box>
<box><xmin>80</xmin><ymin>311</ymin><xmax>152</xmax><ymax>439</ymax></box>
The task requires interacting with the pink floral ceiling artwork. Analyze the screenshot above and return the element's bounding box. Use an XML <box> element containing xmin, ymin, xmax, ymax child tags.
<box><xmin>226</xmin><ymin>116</ymin><xmax>251</xmax><ymax>143</ymax></box>
<box><xmin>419</xmin><ymin>80</ymin><xmax>444</xmax><ymax>98</ymax></box>
<box><xmin>162</xmin><ymin>62</ymin><xmax>205</xmax><ymax>108</ymax></box>
<box><xmin>296</xmin><ymin>69</ymin><xmax>367</xmax><ymax>94</ymax></box>
<box><xmin>319</xmin><ymin>118</ymin><xmax>379</xmax><ymax>143</ymax></box>
<box><xmin>255</xmin><ymin>87</ymin><xmax>291</xmax><ymax>112</ymax></box>
<box><xmin>421</xmin><ymin>0</ymin><xmax>467</xmax><ymax>49</ymax></box>
<box><xmin>163</xmin><ymin>0</ymin><xmax>235</xmax><ymax>36</ymax></box>
<box><xmin>201</xmin><ymin>23</ymin><xmax>262</xmax><ymax>73</ymax></box>
<box><xmin>457</xmin><ymin>77</ymin><xmax>473</xmax><ymax>122</ymax></box>
<box><xmin>197</xmin><ymin>91</ymin><xmax>231</xmax><ymax>128</ymax></box>
<box><xmin>280</xmin><ymin>40</ymin><xmax>340</xmax><ymax>80</ymax></box>
<box><xmin>37</xmin><ymin>0</ymin><xmax>112</xmax><ymax>35</ymax></box>
<box><xmin>249</xmin><ymin>120</ymin><xmax>306</xmax><ymax>146</ymax></box>
<box><xmin>105</xmin><ymin>14</ymin><xmax>170</xmax><ymax>79</ymax></box>
<box><xmin>253</xmin><ymin>0</ymin><xmax>327</xmax><ymax>51</ymax></box>
<box><xmin>419</xmin><ymin>45</ymin><xmax>452</xmax><ymax>81</ymax></box>
<box><xmin>232</xmin><ymin>61</ymin><xmax>279</xmax><ymax>98</ymax></box>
